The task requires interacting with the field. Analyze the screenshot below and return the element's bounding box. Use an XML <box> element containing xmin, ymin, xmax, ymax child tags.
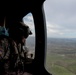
<box><xmin>26</xmin><ymin>37</ymin><xmax>76</xmax><ymax>75</ymax></box>
<box><xmin>45</xmin><ymin>38</ymin><xmax>76</xmax><ymax>75</ymax></box>
<box><xmin>46</xmin><ymin>53</ymin><xmax>76</xmax><ymax>75</ymax></box>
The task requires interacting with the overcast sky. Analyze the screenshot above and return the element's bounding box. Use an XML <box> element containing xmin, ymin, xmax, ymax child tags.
<box><xmin>23</xmin><ymin>0</ymin><xmax>76</xmax><ymax>38</ymax></box>
<box><xmin>44</xmin><ymin>0</ymin><xmax>76</xmax><ymax>38</ymax></box>
<box><xmin>23</xmin><ymin>13</ymin><xmax>35</xmax><ymax>37</ymax></box>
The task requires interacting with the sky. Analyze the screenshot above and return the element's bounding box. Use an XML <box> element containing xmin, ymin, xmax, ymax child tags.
<box><xmin>23</xmin><ymin>0</ymin><xmax>76</xmax><ymax>38</ymax></box>
<box><xmin>23</xmin><ymin>13</ymin><xmax>35</xmax><ymax>37</ymax></box>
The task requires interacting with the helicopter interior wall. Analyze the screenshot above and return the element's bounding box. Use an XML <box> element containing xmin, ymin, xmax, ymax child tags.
<box><xmin>0</xmin><ymin>0</ymin><xmax>52</xmax><ymax>75</ymax></box>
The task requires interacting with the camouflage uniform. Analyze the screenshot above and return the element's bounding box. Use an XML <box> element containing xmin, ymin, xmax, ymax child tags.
<box><xmin>0</xmin><ymin>27</ymin><xmax>10</xmax><ymax>75</ymax></box>
<box><xmin>9</xmin><ymin>40</ymin><xmax>19</xmax><ymax>72</ymax></box>
<box><xmin>15</xmin><ymin>43</ymin><xmax>25</xmax><ymax>73</ymax></box>
<box><xmin>0</xmin><ymin>38</ymin><xmax>10</xmax><ymax>59</ymax></box>
<box><xmin>10</xmin><ymin>43</ymin><xmax>28</xmax><ymax>74</ymax></box>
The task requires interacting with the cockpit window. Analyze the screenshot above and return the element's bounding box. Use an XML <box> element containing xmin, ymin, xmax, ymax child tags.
<box><xmin>44</xmin><ymin>0</ymin><xmax>76</xmax><ymax>75</ymax></box>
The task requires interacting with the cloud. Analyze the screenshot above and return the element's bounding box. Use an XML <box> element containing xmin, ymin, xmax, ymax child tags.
<box><xmin>23</xmin><ymin>13</ymin><xmax>35</xmax><ymax>37</ymax></box>
<box><xmin>44</xmin><ymin>0</ymin><xmax>76</xmax><ymax>38</ymax></box>
<box><xmin>46</xmin><ymin>21</ymin><xmax>76</xmax><ymax>38</ymax></box>
<box><xmin>46</xmin><ymin>22</ymin><xmax>65</xmax><ymax>37</ymax></box>
<box><xmin>22</xmin><ymin>1</ymin><xmax>76</xmax><ymax>38</ymax></box>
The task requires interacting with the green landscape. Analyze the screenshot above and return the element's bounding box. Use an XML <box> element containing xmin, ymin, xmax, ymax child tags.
<box><xmin>45</xmin><ymin>38</ymin><xmax>76</xmax><ymax>75</ymax></box>
<box><xmin>26</xmin><ymin>37</ymin><xmax>76</xmax><ymax>75</ymax></box>
<box><xmin>46</xmin><ymin>53</ymin><xmax>76</xmax><ymax>75</ymax></box>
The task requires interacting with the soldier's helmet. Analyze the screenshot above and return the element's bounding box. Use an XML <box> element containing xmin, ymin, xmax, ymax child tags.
<box><xmin>0</xmin><ymin>26</ymin><xmax>9</xmax><ymax>39</ymax></box>
<box><xmin>8</xmin><ymin>22</ymin><xmax>32</xmax><ymax>42</ymax></box>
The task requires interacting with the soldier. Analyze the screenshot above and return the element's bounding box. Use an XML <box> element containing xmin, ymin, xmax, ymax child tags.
<box><xmin>8</xmin><ymin>22</ymin><xmax>32</xmax><ymax>74</ymax></box>
<box><xmin>0</xmin><ymin>26</ymin><xmax>10</xmax><ymax>75</ymax></box>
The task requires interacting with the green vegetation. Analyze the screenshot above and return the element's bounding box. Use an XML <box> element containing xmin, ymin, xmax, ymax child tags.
<box><xmin>46</xmin><ymin>53</ymin><xmax>76</xmax><ymax>75</ymax></box>
<box><xmin>27</xmin><ymin>37</ymin><xmax>76</xmax><ymax>75</ymax></box>
<box><xmin>45</xmin><ymin>38</ymin><xmax>76</xmax><ymax>75</ymax></box>
<box><xmin>67</xmin><ymin>64</ymin><xmax>76</xmax><ymax>74</ymax></box>
<box><xmin>48</xmin><ymin>65</ymin><xmax>75</xmax><ymax>75</ymax></box>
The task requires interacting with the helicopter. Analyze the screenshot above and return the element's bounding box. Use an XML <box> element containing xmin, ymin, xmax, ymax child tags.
<box><xmin>0</xmin><ymin>0</ymin><xmax>52</xmax><ymax>75</ymax></box>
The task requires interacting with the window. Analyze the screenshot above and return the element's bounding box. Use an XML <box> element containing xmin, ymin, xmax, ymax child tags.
<box><xmin>44</xmin><ymin>0</ymin><xmax>76</xmax><ymax>75</ymax></box>
<box><xmin>23</xmin><ymin>13</ymin><xmax>35</xmax><ymax>59</ymax></box>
